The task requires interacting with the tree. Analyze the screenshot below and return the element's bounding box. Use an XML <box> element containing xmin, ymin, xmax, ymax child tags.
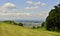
<box><xmin>41</xmin><ymin>22</ymin><xmax>45</xmax><ymax>27</ymax></box>
<box><xmin>18</xmin><ymin>23</ymin><xmax>23</xmax><ymax>26</ymax></box>
<box><xmin>45</xmin><ymin>3</ymin><xmax>60</xmax><ymax>31</ymax></box>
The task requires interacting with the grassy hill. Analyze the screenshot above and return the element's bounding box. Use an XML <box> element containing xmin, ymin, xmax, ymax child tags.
<box><xmin>0</xmin><ymin>22</ymin><xmax>60</xmax><ymax>36</ymax></box>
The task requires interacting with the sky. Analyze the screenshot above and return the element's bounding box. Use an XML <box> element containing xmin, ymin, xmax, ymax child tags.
<box><xmin>0</xmin><ymin>0</ymin><xmax>60</xmax><ymax>21</ymax></box>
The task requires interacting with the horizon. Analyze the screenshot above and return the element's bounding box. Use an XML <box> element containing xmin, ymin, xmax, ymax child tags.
<box><xmin>0</xmin><ymin>0</ymin><xmax>59</xmax><ymax>21</ymax></box>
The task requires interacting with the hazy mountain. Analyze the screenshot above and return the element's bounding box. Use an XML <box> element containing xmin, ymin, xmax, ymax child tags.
<box><xmin>14</xmin><ymin>20</ymin><xmax>44</xmax><ymax>23</ymax></box>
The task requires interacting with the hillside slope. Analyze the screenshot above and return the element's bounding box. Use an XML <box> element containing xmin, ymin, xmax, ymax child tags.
<box><xmin>0</xmin><ymin>22</ymin><xmax>60</xmax><ymax>36</ymax></box>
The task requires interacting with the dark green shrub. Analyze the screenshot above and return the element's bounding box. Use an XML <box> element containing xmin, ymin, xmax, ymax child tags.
<box><xmin>41</xmin><ymin>22</ymin><xmax>45</xmax><ymax>27</ymax></box>
<box><xmin>33</xmin><ymin>26</ymin><xmax>35</xmax><ymax>29</ymax></box>
<box><xmin>37</xmin><ymin>26</ymin><xmax>40</xmax><ymax>28</ymax></box>
<box><xmin>18</xmin><ymin>23</ymin><xmax>23</xmax><ymax>26</ymax></box>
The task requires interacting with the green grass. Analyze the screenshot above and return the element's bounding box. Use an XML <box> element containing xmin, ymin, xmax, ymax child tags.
<box><xmin>0</xmin><ymin>22</ymin><xmax>60</xmax><ymax>36</ymax></box>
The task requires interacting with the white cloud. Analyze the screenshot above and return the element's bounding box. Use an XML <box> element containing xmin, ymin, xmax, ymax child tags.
<box><xmin>0</xmin><ymin>2</ymin><xmax>16</xmax><ymax>12</ymax></box>
<box><xmin>25</xmin><ymin>6</ymin><xmax>39</xmax><ymax>10</ymax></box>
<box><xmin>2</xmin><ymin>2</ymin><xmax>16</xmax><ymax>8</ymax></box>
<box><xmin>0</xmin><ymin>3</ymin><xmax>32</xmax><ymax>17</ymax></box>
<box><xmin>26</xmin><ymin>1</ymin><xmax>41</xmax><ymax>5</ymax></box>
<box><xmin>0</xmin><ymin>12</ymin><xmax>48</xmax><ymax>19</ymax></box>
<box><xmin>26</xmin><ymin>1</ymin><xmax>47</xmax><ymax>10</ymax></box>
<box><xmin>0</xmin><ymin>13</ymin><xmax>31</xmax><ymax>16</ymax></box>
<box><xmin>34</xmin><ymin>1</ymin><xmax>41</xmax><ymax>5</ymax></box>
<box><xmin>26</xmin><ymin>1</ymin><xmax>47</xmax><ymax>6</ymax></box>
<box><xmin>41</xmin><ymin>3</ymin><xmax>47</xmax><ymax>6</ymax></box>
<box><xmin>26</xmin><ymin>1</ymin><xmax>33</xmax><ymax>4</ymax></box>
<box><xmin>0</xmin><ymin>2</ymin><xmax>48</xmax><ymax>20</ymax></box>
<box><xmin>38</xmin><ymin>11</ymin><xmax>48</xmax><ymax>18</ymax></box>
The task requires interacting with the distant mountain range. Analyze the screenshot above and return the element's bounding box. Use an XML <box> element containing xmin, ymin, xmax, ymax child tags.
<box><xmin>0</xmin><ymin>19</ymin><xmax>44</xmax><ymax>23</ymax></box>
<box><xmin>14</xmin><ymin>20</ymin><xmax>44</xmax><ymax>23</ymax></box>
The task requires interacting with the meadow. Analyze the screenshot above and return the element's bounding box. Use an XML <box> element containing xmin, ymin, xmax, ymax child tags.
<box><xmin>0</xmin><ymin>22</ymin><xmax>60</xmax><ymax>36</ymax></box>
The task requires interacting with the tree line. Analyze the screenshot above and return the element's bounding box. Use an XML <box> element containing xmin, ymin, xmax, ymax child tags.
<box><xmin>2</xmin><ymin>20</ymin><xmax>23</xmax><ymax>26</ymax></box>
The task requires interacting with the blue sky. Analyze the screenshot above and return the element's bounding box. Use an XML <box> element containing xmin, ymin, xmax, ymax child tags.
<box><xmin>0</xmin><ymin>0</ymin><xmax>59</xmax><ymax>21</ymax></box>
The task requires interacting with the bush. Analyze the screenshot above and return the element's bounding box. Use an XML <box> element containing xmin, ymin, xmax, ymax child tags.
<box><xmin>3</xmin><ymin>20</ymin><xmax>14</xmax><ymax>24</ymax></box>
<box><xmin>41</xmin><ymin>22</ymin><xmax>45</xmax><ymax>27</ymax></box>
<box><xmin>37</xmin><ymin>26</ymin><xmax>40</xmax><ymax>28</ymax></box>
<box><xmin>33</xmin><ymin>26</ymin><xmax>36</xmax><ymax>29</ymax></box>
<box><xmin>18</xmin><ymin>23</ymin><xmax>23</xmax><ymax>26</ymax></box>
